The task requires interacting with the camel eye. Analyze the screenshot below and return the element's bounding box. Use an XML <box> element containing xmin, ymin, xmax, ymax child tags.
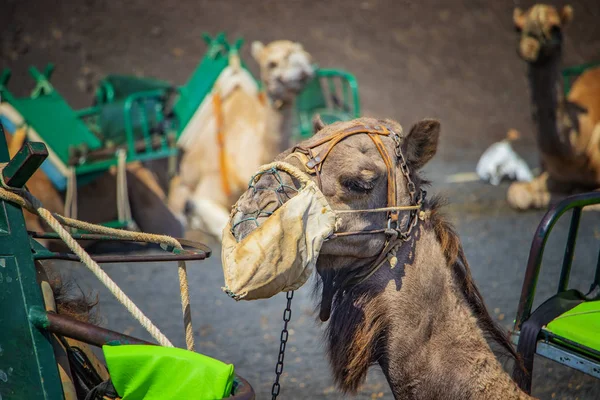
<box><xmin>341</xmin><ymin>177</ymin><xmax>375</xmax><ymax>194</ymax></box>
<box><xmin>267</xmin><ymin>61</ymin><xmax>278</xmax><ymax>69</ymax></box>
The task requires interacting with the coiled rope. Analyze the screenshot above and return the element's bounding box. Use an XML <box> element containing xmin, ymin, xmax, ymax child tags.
<box><xmin>0</xmin><ymin>177</ymin><xmax>195</xmax><ymax>351</ymax></box>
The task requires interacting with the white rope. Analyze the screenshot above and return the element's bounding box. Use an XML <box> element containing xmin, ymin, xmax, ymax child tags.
<box><xmin>116</xmin><ymin>149</ymin><xmax>132</xmax><ymax>225</ymax></box>
<box><xmin>64</xmin><ymin>167</ymin><xmax>78</xmax><ymax>222</ymax></box>
<box><xmin>0</xmin><ymin>183</ymin><xmax>197</xmax><ymax>350</ymax></box>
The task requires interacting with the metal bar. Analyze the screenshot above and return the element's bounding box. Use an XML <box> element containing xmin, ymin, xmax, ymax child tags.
<box><xmin>536</xmin><ymin>341</ymin><xmax>600</xmax><ymax>379</ymax></box>
<box><xmin>342</xmin><ymin>78</ymin><xmax>350</xmax><ymax>110</ymax></box>
<box><xmin>514</xmin><ymin>192</ymin><xmax>600</xmax><ymax>330</ymax></box>
<box><xmin>73</xmin><ymin>147</ymin><xmax>177</xmax><ymax>175</ymax></box>
<box><xmin>558</xmin><ymin>207</ymin><xmax>582</xmax><ymax>293</ymax></box>
<box><xmin>315</xmin><ymin>69</ymin><xmax>360</xmax><ymax>116</ymax></box>
<box><xmin>35</xmin><ymin>252</ymin><xmax>209</xmax><ymax>263</ymax></box>
<box><xmin>0</xmin><ymin>127</ymin><xmax>63</xmax><ymax>399</ymax></box>
<box><xmin>594</xmin><ymin>245</ymin><xmax>600</xmax><ymax>290</ymax></box>
<box><xmin>30</xmin><ymin>232</ymin><xmax>211</xmax><ymax>257</ymax></box>
<box><xmin>74</xmin><ymin>106</ymin><xmax>101</xmax><ymax>119</ymax></box>
<box><xmin>0</xmin><ymin>68</ymin><xmax>11</xmax><ymax>87</ymax></box>
<box><xmin>2</xmin><ymin>140</ymin><xmax>48</xmax><ymax>188</ymax></box>
<box><xmin>122</xmin><ymin>90</ymin><xmax>166</xmax><ymax>159</ymax></box>
<box><xmin>29</xmin><ymin>307</ymin><xmax>153</xmax><ymax>347</ymax></box>
<box><xmin>43</xmin><ymin>63</ymin><xmax>55</xmax><ymax>80</ymax></box>
<box><xmin>69</xmin><ymin>134</ymin><xmax>170</xmax><ymax>165</ymax></box>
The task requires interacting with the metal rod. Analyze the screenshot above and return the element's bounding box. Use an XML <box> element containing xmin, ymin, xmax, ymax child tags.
<box><xmin>558</xmin><ymin>207</ymin><xmax>582</xmax><ymax>293</ymax></box>
<box><xmin>30</xmin><ymin>307</ymin><xmax>152</xmax><ymax>347</ymax></box>
<box><xmin>593</xmin><ymin>246</ymin><xmax>600</xmax><ymax>290</ymax></box>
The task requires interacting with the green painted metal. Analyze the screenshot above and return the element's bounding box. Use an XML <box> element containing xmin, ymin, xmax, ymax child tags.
<box><xmin>0</xmin><ymin>66</ymin><xmax>177</xmax><ymax>180</ymax></box>
<box><xmin>2</xmin><ymin>141</ymin><xmax>48</xmax><ymax>188</ymax></box>
<box><xmin>294</xmin><ymin>68</ymin><xmax>360</xmax><ymax>139</ymax></box>
<box><xmin>0</xmin><ymin>123</ymin><xmax>64</xmax><ymax>400</ymax></box>
<box><xmin>562</xmin><ymin>61</ymin><xmax>600</xmax><ymax>96</ymax></box>
<box><xmin>513</xmin><ymin>192</ymin><xmax>600</xmax><ymax>391</ymax></box>
<box><xmin>94</xmin><ymin>33</ymin><xmax>249</xmax><ymax>141</ymax></box>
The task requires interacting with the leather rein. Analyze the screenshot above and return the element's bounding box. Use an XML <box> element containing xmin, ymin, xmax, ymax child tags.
<box><xmin>288</xmin><ymin>123</ymin><xmax>426</xmax><ymax>314</ymax></box>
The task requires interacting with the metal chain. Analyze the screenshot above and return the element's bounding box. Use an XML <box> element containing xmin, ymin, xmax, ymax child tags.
<box><xmin>394</xmin><ymin>132</ymin><xmax>425</xmax><ymax>241</ymax></box>
<box><xmin>271</xmin><ymin>290</ymin><xmax>294</xmax><ymax>399</ymax></box>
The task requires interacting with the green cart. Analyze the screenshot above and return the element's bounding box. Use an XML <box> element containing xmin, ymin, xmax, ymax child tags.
<box><xmin>0</xmin><ymin>127</ymin><xmax>255</xmax><ymax>399</ymax></box>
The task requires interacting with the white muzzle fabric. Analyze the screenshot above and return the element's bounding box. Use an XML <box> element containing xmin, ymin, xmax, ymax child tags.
<box><xmin>221</xmin><ymin>162</ymin><xmax>336</xmax><ymax>300</ymax></box>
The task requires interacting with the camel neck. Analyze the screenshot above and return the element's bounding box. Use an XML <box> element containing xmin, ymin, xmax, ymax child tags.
<box><xmin>376</xmin><ymin>229</ymin><xmax>533</xmax><ymax>400</ymax></box>
<box><xmin>527</xmin><ymin>53</ymin><xmax>571</xmax><ymax>158</ymax></box>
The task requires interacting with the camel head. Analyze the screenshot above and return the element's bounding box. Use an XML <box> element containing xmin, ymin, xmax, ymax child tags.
<box><xmin>513</xmin><ymin>4</ymin><xmax>573</xmax><ymax>63</ymax></box>
<box><xmin>251</xmin><ymin>40</ymin><xmax>314</xmax><ymax>106</ymax></box>
<box><xmin>230</xmin><ymin>116</ymin><xmax>440</xmax><ymax>270</ymax></box>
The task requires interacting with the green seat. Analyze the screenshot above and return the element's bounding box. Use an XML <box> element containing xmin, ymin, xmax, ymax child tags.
<box><xmin>98</xmin><ymin>98</ymin><xmax>165</xmax><ymax>145</ymax></box>
<box><xmin>103</xmin><ymin>344</ymin><xmax>234</xmax><ymax>400</ymax></box>
<box><xmin>97</xmin><ymin>75</ymin><xmax>173</xmax><ymax>104</ymax></box>
<box><xmin>546</xmin><ymin>300</ymin><xmax>600</xmax><ymax>354</ymax></box>
<box><xmin>9</xmin><ymin>93</ymin><xmax>102</xmax><ymax>165</ymax></box>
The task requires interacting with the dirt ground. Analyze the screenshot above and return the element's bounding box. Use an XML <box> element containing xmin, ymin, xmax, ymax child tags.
<box><xmin>2</xmin><ymin>0</ymin><xmax>600</xmax><ymax>399</ymax></box>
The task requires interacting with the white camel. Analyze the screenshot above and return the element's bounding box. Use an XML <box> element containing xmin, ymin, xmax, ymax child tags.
<box><xmin>168</xmin><ymin>40</ymin><xmax>314</xmax><ymax>238</ymax></box>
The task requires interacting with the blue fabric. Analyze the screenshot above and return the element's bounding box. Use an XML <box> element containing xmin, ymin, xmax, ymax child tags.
<box><xmin>0</xmin><ymin>114</ymin><xmax>67</xmax><ymax>190</ymax></box>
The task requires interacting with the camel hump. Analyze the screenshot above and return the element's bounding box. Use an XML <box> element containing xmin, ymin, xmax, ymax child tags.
<box><xmin>568</xmin><ymin>67</ymin><xmax>600</xmax><ymax>124</ymax></box>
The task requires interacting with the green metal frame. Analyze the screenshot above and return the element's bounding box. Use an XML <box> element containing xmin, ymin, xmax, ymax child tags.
<box><xmin>0</xmin><ymin>126</ymin><xmax>256</xmax><ymax>399</ymax></box>
<box><xmin>512</xmin><ymin>192</ymin><xmax>600</xmax><ymax>392</ymax></box>
<box><xmin>94</xmin><ymin>33</ymin><xmax>250</xmax><ymax>140</ymax></box>
<box><xmin>0</xmin><ymin>66</ymin><xmax>178</xmax><ymax>177</ymax></box>
<box><xmin>294</xmin><ymin>68</ymin><xmax>360</xmax><ymax>139</ymax></box>
<box><xmin>562</xmin><ymin>61</ymin><xmax>600</xmax><ymax>96</ymax></box>
<box><xmin>0</xmin><ymin>123</ymin><xmax>64</xmax><ymax>399</ymax></box>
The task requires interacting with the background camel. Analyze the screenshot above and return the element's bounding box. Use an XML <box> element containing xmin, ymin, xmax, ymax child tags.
<box><xmin>230</xmin><ymin>117</ymin><xmax>532</xmax><ymax>399</ymax></box>
<box><xmin>168</xmin><ymin>40</ymin><xmax>314</xmax><ymax>238</ymax></box>
<box><xmin>507</xmin><ymin>4</ymin><xmax>600</xmax><ymax>210</ymax></box>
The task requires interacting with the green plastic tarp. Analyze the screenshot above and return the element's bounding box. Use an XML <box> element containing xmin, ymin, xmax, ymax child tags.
<box><xmin>546</xmin><ymin>300</ymin><xmax>600</xmax><ymax>353</ymax></box>
<box><xmin>102</xmin><ymin>344</ymin><xmax>234</xmax><ymax>400</ymax></box>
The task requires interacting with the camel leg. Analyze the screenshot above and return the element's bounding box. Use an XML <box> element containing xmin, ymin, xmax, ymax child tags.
<box><xmin>507</xmin><ymin>172</ymin><xmax>582</xmax><ymax>210</ymax></box>
<box><xmin>167</xmin><ymin>175</ymin><xmax>192</xmax><ymax>228</ymax></box>
<box><xmin>186</xmin><ymin>180</ymin><xmax>230</xmax><ymax>239</ymax></box>
<box><xmin>507</xmin><ymin>172</ymin><xmax>553</xmax><ymax>210</ymax></box>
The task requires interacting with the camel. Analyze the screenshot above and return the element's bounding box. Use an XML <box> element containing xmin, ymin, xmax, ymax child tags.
<box><xmin>229</xmin><ymin>117</ymin><xmax>534</xmax><ymax>399</ymax></box>
<box><xmin>507</xmin><ymin>4</ymin><xmax>600</xmax><ymax>210</ymax></box>
<box><xmin>167</xmin><ymin>40</ymin><xmax>314</xmax><ymax>239</ymax></box>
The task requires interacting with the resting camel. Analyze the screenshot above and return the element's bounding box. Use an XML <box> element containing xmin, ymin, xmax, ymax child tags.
<box><xmin>507</xmin><ymin>4</ymin><xmax>600</xmax><ymax>210</ymax></box>
<box><xmin>167</xmin><ymin>40</ymin><xmax>314</xmax><ymax>239</ymax></box>
<box><xmin>230</xmin><ymin>117</ymin><xmax>533</xmax><ymax>398</ymax></box>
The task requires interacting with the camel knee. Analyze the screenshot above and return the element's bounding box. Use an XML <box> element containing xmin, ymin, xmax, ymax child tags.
<box><xmin>187</xmin><ymin>198</ymin><xmax>230</xmax><ymax>239</ymax></box>
<box><xmin>507</xmin><ymin>181</ymin><xmax>550</xmax><ymax>210</ymax></box>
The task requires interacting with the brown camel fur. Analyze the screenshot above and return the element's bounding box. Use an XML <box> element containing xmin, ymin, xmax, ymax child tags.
<box><xmin>507</xmin><ymin>4</ymin><xmax>600</xmax><ymax>210</ymax></box>
<box><xmin>231</xmin><ymin>117</ymin><xmax>533</xmax><ymax>399</ymax></box>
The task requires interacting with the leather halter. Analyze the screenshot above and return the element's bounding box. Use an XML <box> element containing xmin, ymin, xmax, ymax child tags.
<box><xmin>290</xmin><ymin>123</ymin><xmax>425</xmax><ymax>240</ymax></box>
<box><xmin>288</xmin><ymin>123</ymin><xmax>426</xmax><ymax>322</ymax></box>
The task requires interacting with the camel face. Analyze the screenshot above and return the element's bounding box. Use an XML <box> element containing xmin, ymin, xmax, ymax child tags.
<box><xmin>251</xmin><ymin>40</ymin><xmax>314</xmax><ymax>105</ymax></box>
<box><xmin>231</xmin><ymin>118</ymin><xmax>440</xmax><ymax>263</ymax></box>
<box><xmin>513</xmin><ymin>4</ymin><xmax>572</xmax><ymax>63</ymax></box>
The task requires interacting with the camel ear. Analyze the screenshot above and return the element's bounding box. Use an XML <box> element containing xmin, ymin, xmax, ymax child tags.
<box><xmin>560</xmin><ymin>5</ymin><xmax>573</xmax><ymax>25</ymax></box>
<box><xmin>513</xmin><ymin>8</ymin><xmax>526</xmax><ymax>30</ymax></box>
<box><xmin>312</xmin><ymin>114</ymin><xmax>325</xmax><ymax>133</ymax></box>
<box><xmin>403</xmin><ymin>119</ymin><xmax>440</xmax><ymax>169</ymax></box>
<box><xmin>251</xmin><ymin>41</ymin><xmax>265</xmax><ymax>62</ymax></box>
